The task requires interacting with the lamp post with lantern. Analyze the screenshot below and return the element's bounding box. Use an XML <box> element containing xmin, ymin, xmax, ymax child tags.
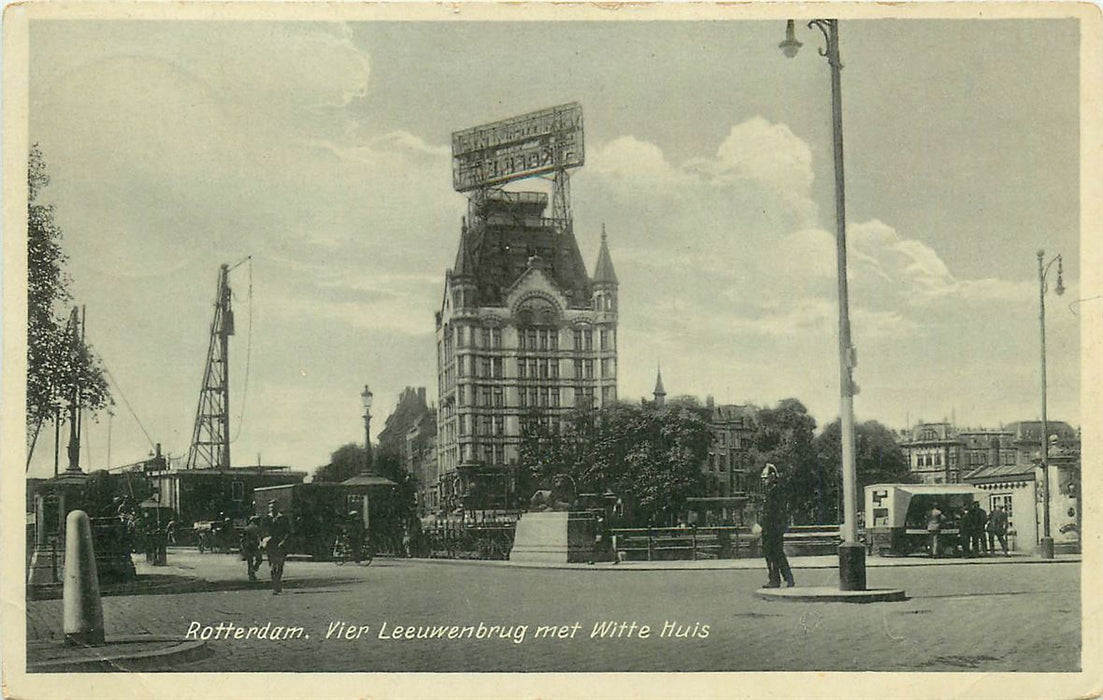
<box><xmin>778</xmin><ymin>18</ymin><xmax>865</xmax><ymax>590</ymax></box>
<box><xmin>1037</xmin><ymin>250</ymin><xmax>1064</xmax><ymax>559</ymax></box>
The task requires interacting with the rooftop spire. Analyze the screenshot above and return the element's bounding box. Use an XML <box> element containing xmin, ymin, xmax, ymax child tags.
<box><xmin>653</xmin><ymin>364</ymin><xmax>666</xmax><ymax>407</ymax></box>
<box><xmin>593</xmin><ymin>223</ymin><xmax>618</xmax><ymax>285</ymax></box>
<box><xmin>453</xmin><ymin>225</ymin><xmax>475</xmax><ymax>279</ymax></box>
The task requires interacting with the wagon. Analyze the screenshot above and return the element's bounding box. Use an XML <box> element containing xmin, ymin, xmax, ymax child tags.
<box><xmin>864</xmin><ymin>483</ymin><xmax>984</xmax><ymax>557</ymax></box>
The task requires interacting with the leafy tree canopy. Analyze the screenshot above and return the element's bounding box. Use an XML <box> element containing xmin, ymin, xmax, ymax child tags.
<box><xmin>519</xmin><ymin>401</ymin><xmax>712</xmax><ymax>525</ymax></box>
<box><xmin>27</xmin><ymin>144</ymin><xmax>111</xmax><ymax>455</ymax></box>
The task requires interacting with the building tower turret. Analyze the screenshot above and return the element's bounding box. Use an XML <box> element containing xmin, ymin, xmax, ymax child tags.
<box><xmin>653</xmin><ymin>365</ymin><xmax>666</xmax><ymax>408</ymax></box>
<box><xmin>592</xmin><ymin>224</ymin><xmax>618</xmax><ymax>313</ymax></box>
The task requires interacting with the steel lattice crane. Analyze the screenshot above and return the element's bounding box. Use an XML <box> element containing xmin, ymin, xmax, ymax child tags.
<box><xmin>186</xmin><ymin>263</ymin><xmax>239</xmax><ymax>469</ymax></box>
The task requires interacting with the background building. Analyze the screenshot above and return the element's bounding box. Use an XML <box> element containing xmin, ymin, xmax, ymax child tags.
<box><xmin>704</xmin><ymin>398</ymin><xmax>757</xmax><ymax>498</ymax></box>
<box><xmin>900</xmin><ymin>422</ymin><xmax>960</xmax><ymax>483</ymax></box>
<box><xmin>900</xmin><ymin>418</ymin><xmax>1081</xmax><ymax>554</ymax></box>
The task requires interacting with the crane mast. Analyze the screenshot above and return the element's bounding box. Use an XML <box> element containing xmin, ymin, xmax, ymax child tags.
<box><xmin>186</xmin><ymin>264</ymin><xmax>235</xmax><ymax>469</ymax></box>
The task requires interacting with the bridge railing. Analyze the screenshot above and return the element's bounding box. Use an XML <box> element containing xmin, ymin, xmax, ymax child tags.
<box><xmin>609</xmin><ymin>524</ymin><xmax>846</xmax><ymax>561</ymax></box>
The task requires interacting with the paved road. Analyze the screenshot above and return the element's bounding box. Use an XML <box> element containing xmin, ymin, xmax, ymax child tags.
<box><xmin>27</xmin><ymin>553</ymin><xmax>1080</xmax><ymax>673</ymax></box>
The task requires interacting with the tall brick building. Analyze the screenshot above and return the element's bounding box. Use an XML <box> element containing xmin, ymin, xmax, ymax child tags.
<box><xmin>434</xmin><ymin>191</ymin><xmax>618</xmax><ymax>513</ymax></box>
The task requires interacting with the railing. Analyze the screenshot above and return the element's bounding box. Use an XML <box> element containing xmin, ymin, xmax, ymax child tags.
<box><xmin>610</xmin><ymin>526</ymin><xmax>756</xmax><ymax>561</ymax></box>
<box><xmin>610</xmin><ymin>524</ymin><xmax>845</xmax><ymax>561</ymax></box>
<box><xmin>421</xmin><ymin>523</ymin><xmax>516</xmax><ymax>560</ymax></box>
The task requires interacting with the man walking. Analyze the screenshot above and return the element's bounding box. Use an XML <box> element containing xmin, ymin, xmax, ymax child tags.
<box><xmin>240</xmin><ymin>515</ymin><xmax>264</xmax><ymax>581</ymax></box>
<box><xmin>969</xmin><ymin>501</ymin><xmax>988</xmax><ymax>556</ymax></box>
<box><xmin>265</xmin><ymin>500</ymin><xmax>291</xmax><ymax>594</ymax></box>
<box><xmin>987</xmin><ymin>504</ymin><xmax>1010</xmax><ymax>556</ymax></box>
<box><xmin>760</xmin><ymin>463</ymin><xmax>795</xmax><ymax>588</ymax></box>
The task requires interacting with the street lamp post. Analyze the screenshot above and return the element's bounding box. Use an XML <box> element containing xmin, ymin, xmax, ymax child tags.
<box><xmin>1036</xmin><ymin>250</ymin><xmax>1064</xmax><ymax>559</ymax></box>
<box><xmin>780</xmin><ymin>19</ymin><xmax>865</xmax><ymax>590</ymax></box>
<box><xmin>361</xmin><ymin>385</ymin><xmax>374</xmax><ymax>475</ymax></box>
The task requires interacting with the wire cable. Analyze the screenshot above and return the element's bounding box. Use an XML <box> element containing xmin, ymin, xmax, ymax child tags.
<box><xmin>231</xmin><ymin>257</ymin><xmax>253</xmax><ymax>443</ymax></box>
<box><xmin>100</xmin><ymin>358</ymin><xmax>157</xmax><ymax>451</ymax></box>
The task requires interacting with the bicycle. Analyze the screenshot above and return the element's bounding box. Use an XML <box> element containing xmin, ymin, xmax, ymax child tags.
<box><xmin>332</xmin><ymin>533</ymin><xmax>373</xmax><ymax>566</ymax></box>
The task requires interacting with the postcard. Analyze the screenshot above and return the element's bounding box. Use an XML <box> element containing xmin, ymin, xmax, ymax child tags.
<box><xmin>3</xmin><ymin>2</ymin><xmax>1100</xmax><ymax>698</ymax></box>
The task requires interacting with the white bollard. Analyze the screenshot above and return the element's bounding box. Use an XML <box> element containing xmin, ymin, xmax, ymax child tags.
<box><xmin>63</xmin><ymin>510</ymin><xmax>105</xmax><ymax>646</ymax></box>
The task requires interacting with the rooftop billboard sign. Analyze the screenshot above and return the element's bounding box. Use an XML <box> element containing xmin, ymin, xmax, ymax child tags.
<box><xmin>452</xmin><ymin>102</ymin><xmax>584</xmax><ymax>192</ymax></box>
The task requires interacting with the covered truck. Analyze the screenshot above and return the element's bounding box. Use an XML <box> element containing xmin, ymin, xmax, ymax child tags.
<box><xmin>864</xmin><ymin>483</ymin><xmax>984</xmax><ymax>557</ymax></box>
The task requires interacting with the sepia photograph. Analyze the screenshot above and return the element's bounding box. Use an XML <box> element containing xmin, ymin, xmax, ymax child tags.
<box><xmin>3</xmin><ymin>2</ymin><xmax>1100</xmax><ymax>698</ymax></box>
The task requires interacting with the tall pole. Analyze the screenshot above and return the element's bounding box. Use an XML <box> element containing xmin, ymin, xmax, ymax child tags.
<box><xmin>826</xmin><ymin>21</ymin><xmax>858</xmax><ymax>550</ymax></box>
<box><xmin>1037</xmin><ymin>250</ymin><xmax>1054</xmax><ymax>559</ymax></box>
<box><xmin>364</xmin><ymin>411</ymin><xmax>373</xmax><ymax>475</ymax></box>
<box><xmin>780</xmin><ymin>19</ymin><xmax>863</xmax><ymax>590</ymax></box>
<box><xmin>65</xmin><ymin>307</ymin><xmax>81</xmax><ymax>474</ymax></box>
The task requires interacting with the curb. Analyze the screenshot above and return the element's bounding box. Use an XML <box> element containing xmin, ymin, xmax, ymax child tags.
<box><xmin>27</xmin><ymin>635</ymin><xmax>209</xmax><ymax>672</ymax></box>
<box><xmin>755</xmin><ymin>586</ymin><xmax>909</xmax><ymax>603</ymax></box>
<box><xmin>407</xmin><ymin>555</ymin><xmax>1080</xmax><ymax>572</ymax></box>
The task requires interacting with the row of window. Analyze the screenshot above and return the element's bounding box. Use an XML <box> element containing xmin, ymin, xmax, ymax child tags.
<box><xmin>458</xmin><ymin>414</ymin><xmax>506</xmax><ymax>437</ymax></box>
<box><xmin>915</xmin><ymin>453</ymin><xmax>945</xmax><ymax>467</ymax></box>
<box><xmin>450</xmin><ymin>355</ymin><xmax>614</xmax><ymax>380</ymax></box>
<box><xmin>442</xmin><ymin>324</ymin><xmax>616</xmax><ymax>353</ymax></box>
<box><xmin>455</xmin><ymin>327</ymin><xmax>504</xmax><ymax>350</ymax></box>
<box><xmin>450</xmin><ymin>383</ymin><xmax>618</xmax><ymax>410</ymax></box>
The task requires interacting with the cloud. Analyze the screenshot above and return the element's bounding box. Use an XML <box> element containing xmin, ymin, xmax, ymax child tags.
<box><xmin>25</xmin><ymin>21</ymin><xmax>1076</xmax><ymax>476</ymax></box>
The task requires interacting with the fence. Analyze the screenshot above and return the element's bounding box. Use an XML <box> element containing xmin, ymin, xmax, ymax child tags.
<box><xmin>421</xmin><ymin>523</ymin><xmax>517</xmax><ymax>560</ymax></box>
<box><xmin>610</xmin><ymin>524</ymin><xmax>843</xmax><ymax>561</ymax></box>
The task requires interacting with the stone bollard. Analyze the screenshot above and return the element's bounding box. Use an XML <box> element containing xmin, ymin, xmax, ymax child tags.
<box><xmin>63</xmin><ymin>510</ymin><xmax>105</xmax><ymax>646</ymax></box>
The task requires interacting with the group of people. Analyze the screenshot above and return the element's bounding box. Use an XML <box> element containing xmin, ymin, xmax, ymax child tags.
<box><xmin>757</xmin><ymin>463</ymin><xmax>1016</xmax><ymax>588</ymax></box>
<box><xmin>926</xmin><ymin>500</ymin><xmax>1010</xmax><ymax>558</ymax></box>
<box><xmin>239</xmin><ymin>500</ymin><xmax>291</xmax><ymax>594</ymax></box>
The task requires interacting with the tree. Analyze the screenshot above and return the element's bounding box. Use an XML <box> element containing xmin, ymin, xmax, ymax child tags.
<box><xmin>813</xmin><ymin>418</ymin><xmax>916</xmax><ymax>521</ymax></box>
<box><xmin>314</xmin><ymin>442</ymin><xmax>417</xmax><ymax>542</ymax></box>
<box><xmin>314</xmin><ymin>443</ymin><xmax>365</xmax><ymax>483</ymax></box>
<box><xmin>26</xmin><ymin>144</ymin><xmax>110</xmax><ymax>461</ymax></box>
<box><xmin>747</xmin><ymin>398</ymin><xmax>823</xmax><ymax>524</ymax></box>
<box><xmin>518</xmin><ymin>401</ymin><xmax>712</xmax><ymax>525</ymax></box>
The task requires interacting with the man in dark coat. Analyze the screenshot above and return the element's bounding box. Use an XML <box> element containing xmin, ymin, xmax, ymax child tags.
<box><xmin>987</xmin><ymin>505</ymin><xmax>1010</xmax><ymax>556</ymax></box>
<box><xmin>240</xmin><ymin>516</ymin><xmax>264</xmax><ymax>581</ymax></box>
<box><xmin>265</xmin><ymin>501</ymin><xmax>291</xmax><ymax>595</ymax></box>
<box><xmin>760</xmin><ymin>463</ymin><xmax>795</xmax><ymax>588</ymax></box>
<box><xmin>969</xmin><ymin>501</ymin><xmax>988</xmax><ymax>556</ymax></box>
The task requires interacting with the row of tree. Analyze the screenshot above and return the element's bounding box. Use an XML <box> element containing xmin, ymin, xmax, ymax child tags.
<box><xmin>518</xmin><ymin>397</ymin><xmax>914</xmax><ymax>526</ymax></box>
<box><xmin>315</xmin><ymin>396</ymin><xmax>915</xmax><ymax>528</ymax></box>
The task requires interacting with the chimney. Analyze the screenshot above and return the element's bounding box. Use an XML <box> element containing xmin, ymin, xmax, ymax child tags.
<box><xmin>706</xmin><ymin>395</ymin><xmax>715</xmax><ymax>409</ymax></box>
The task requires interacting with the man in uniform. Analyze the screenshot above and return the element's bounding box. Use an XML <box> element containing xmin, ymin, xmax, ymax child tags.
<box><xmin>266</xmin><ymin>500</ymin><xmax>291</xmax><ymax>594</ymax></box>
<box><xmin>760</xmin><ymin>463</ymin><xmax>795</xmax><ymax>588</ymax></box>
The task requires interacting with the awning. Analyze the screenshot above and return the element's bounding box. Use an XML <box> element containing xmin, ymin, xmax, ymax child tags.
<box><xmin>341</xmin><ymin>474</ymin><xmax>397</xmax><ymax>487</ymax></box>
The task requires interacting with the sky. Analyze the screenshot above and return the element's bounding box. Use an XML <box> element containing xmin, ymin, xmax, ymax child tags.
<box><xmin>23</xmin><ymin>16</ymin><xmax>1083</xmax><ymax>476</ymax></box>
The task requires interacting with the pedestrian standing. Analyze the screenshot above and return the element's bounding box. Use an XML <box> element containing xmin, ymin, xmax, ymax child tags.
<box><xmin>760</xmin><ymin>463</ymin><xmax>795</xmax><ymax>588</ymax></box>
<box><xmin>970</xmin><ymin>501</ymin><xmax>988</xmax><ymax>556</ymax></box>
<box><xmin>987</xmin><ymin>505</ymin><xmax>1010</xmax><ymax>556</ymax></box>
<box><xmin>959</xmin><ymin>503</ymin><xmax>975</xmax><ymax>557</ymax></box>
<box><xmin>927</xmin><ymin>503</ymin><xmax>944</xmax><ymax>558</ymax></box>
<box><xmin>265</xmin><ymin>500</ymin><xmax>291</xmax><ymax>595</ymax></box>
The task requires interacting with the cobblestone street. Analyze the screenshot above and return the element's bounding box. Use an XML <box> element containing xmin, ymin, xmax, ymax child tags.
<box><xmin>26</xmin><ymin>552</ymin><xmax>1081</xmax><ymax>673</ymax></box>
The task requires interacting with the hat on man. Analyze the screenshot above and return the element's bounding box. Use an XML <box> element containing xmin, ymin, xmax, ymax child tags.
<box><xmin>761</xmin><ymin>463</ymin><xmax>779</xmax><ymax>480</ymax></box>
